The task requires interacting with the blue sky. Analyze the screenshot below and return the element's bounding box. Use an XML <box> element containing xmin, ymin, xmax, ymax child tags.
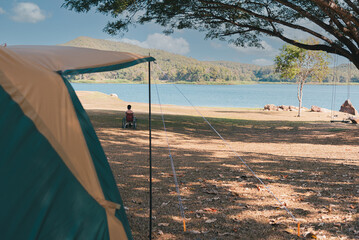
<box><xmin>0</xmin><ymin>1</ymin><xmax>346</xmax><ymax>66</ymax></box>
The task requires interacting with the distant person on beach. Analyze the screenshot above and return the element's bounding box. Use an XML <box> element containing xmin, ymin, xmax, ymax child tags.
<box><xmin>123</xmin><ymin>104</ymin><xmax>137</xmax><ymax>129</ymax></box>
<box><xmin>125</xmin><ymin>105</ymin><xmax>134</xmax><ymax>122</ymax></box>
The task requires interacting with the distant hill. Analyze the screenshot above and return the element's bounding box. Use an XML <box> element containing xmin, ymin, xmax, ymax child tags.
<box><xmin>62</xmin><ymin>36</ymin><xmax>359</xmax><ymax>84</ymax></box>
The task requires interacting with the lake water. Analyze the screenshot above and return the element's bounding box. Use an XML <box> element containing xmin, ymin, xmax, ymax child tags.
<box><xmin>71</xmin><ymin>83</ymin><xmax>359</xmax><ymax>110</ymax></box>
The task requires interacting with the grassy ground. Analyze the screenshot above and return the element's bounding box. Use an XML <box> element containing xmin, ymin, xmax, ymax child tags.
<box><xmin>80</xmin><ymin>91</ymin><xmax>359</xmax><ymax>240</ymax></box>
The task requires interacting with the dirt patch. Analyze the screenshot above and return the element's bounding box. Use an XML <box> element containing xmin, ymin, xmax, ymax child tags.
<box><xmin>80</xmin><ymin>91</ymin><xmax>359</xmax><ymax>240</ymax></box>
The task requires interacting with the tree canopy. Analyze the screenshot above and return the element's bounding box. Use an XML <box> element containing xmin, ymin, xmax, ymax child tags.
<box><xmin>63</xmin><ymin>0</ymin><xmax>359</xmax><ymax>69</ymax></box>
<box><xmin>275</xmin><ymin>39</ymin><xmax>331</xmax><ymax>82</ymax></box>
<box><xmin>274</xmin><ymin>38</ymin><xmax>330</xmax><ymax>116</ymax></box>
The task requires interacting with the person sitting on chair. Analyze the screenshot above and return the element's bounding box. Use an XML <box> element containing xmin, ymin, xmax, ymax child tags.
<box><xmin>126</xmin><ymin>105</ymin><xmax>134</xmax><ymax>121</ymax></box>
<box><xmin>122</xmin><ymin>105</ymin><xmax>137</xmax><ymax>129</ymax></box>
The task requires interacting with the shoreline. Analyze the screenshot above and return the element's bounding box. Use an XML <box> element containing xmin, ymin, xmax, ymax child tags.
<box><xmin>77</xmin><ymin>91</ymin><xmax>351</xmax><ymax>122</ymax></box>
<box><xmin>71</xmin><ymin>80</ymin><xmax>359</xmax><ymax>86</ymax></box>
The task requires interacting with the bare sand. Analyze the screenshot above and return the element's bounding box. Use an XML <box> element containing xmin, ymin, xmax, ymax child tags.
<box><xmin>78</xmin><ymin>91</ymin><xmax>359</xmax><ymax>240</ymax></box>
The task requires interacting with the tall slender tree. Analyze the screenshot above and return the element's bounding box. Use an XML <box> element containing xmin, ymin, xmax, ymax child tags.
<box><xmin>275</xmin><ymin>38</ymin><xmax>330</xmax><ymax>116</ymax></box>
<box><xmin>63</xmin><ymin>0</ymin><xmax>359</xmax><ymax>69</ymax></box>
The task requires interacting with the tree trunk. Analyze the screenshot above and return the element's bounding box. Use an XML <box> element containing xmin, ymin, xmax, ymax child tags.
<box><xmin>297</xmin><ymin>80</ymin><xmax>305</xmax><ymax>117</ymax></box>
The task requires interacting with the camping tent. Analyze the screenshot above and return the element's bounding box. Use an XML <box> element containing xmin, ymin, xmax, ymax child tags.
<box><xmin>0</xmin><ymin>45</ymin><xmax>154</xmax><ymax>240</ymax></box>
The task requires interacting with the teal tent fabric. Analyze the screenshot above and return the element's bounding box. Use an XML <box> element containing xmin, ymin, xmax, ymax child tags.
<box><xmin>62</xmin><ymin>76</ymin><xmax>133</xmax><ymax>239</ymax></box>
<box><xmin>59</xmin><ymin>55</ymin><xmax>155</xmax><ymax>240</ymax></box>
<box><xmin>0</xmin><ymin>45</ymin><xmax>155</xmax><ymax>240</ymax></box>
<box><xmin>0</xmin><ymin>85</ymin><xmax>110</xmax><ymax>240</ymax></box>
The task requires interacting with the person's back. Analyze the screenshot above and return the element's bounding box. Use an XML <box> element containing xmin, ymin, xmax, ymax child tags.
<box><xmin>122</xmin><ymin>105</ymin><xmax>137</xmax><ymax>129</ymax></box>
<box><xmin>125</xmin><ymin>105</ymin><xmax>134</xmax><ymax>122</ymax></box>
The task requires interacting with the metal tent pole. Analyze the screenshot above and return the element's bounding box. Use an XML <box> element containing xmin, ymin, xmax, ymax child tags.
<box><xmin>148</xmin><ymin>60</ymin><xmax>152</xmax><ymax>240</ymax></box>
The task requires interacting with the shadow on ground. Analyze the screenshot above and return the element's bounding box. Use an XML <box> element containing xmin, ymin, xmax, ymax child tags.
<box><xmin>88</xmin><ymin>109</ymin><xmax>359</xmax><ymax>240</ymax></box>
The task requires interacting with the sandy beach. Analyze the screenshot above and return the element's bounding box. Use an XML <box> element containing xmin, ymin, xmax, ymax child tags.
<box><xmin>78</xmin><ymin>91</ymin><xmax>359</xmax><ymax>240</ymax></box>
<box><xmin>77</xmin><ymin>91</ymin><xmax>351</xmax><ymax>122</ymax></box>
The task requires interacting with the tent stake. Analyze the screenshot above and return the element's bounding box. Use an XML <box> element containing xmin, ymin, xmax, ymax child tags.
<box><xmin>148</xmin><ymin>60</ymin><xmax>152</xmax><ymax>240</ymax></box>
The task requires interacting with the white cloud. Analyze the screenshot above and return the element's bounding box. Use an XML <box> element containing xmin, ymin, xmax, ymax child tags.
<box><xmin>120</xmin><ymin>33</ymin><xmax>190</xmax><ymax>55</ymax></box>
<box><xmin>120</xmin><ymin>38</ymin><xmax>144</xmax><ymax>47</ymax></box>
<box><xmin>230</xmin><ymin>40</ymin><xmax>279</xmax><ymax>57</ymax></box>
<box><xmin>11</xmin><ymin>2</ymin><xmax>46</xmax><ymax>23</ymax></box>
<box><xmin>210</xmin><ymin>42</ymin><xmax>222</xmax><ymax>49</ymax></box>
<box><xmin>0</xmin><ymin>7</ymin><xmax>5</xmax><ymax>15</ymax></box>
<box><xmin>252</xmin><ymin>58</ymin><xmax>273</xmax><ymax>66</ymax></box>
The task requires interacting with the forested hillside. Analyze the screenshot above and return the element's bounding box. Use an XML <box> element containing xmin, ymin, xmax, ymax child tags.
<box><xmin>62</xmin><ymin>36</ymin><xmax>359</xmax><ymax>84</ymax></box>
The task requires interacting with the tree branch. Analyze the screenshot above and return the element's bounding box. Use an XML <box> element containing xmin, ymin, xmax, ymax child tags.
<box><xmin>315</xmin><ymin>0</ymin><xmax>359</xmax><ymax>26</ymax></box>
<box><xmin>275</xmin><ymin>0</ymin><xmax>359</xmax><ymax>56</ymax></box>
<box><xmin>200</xmin><ymin>1</ymin><xmax>336</xmax><ymax>46</ymax></box>
<box><xmin>315</xmin><ymin>3</ymin><xmax>358</xmax><ymax>43</ymax></box>
<box><xmin>343</xmin><ymin>0</ymin><xmax>359</xmax><ymax>16</ymax></box>
<box><xmin>200</xmin><ymin>1</ymin><xmax>356</xmax><ymax>59</ymax></box>
<box><xmin>314</xmin><ymin>0</ymin><xmax>359</xmax><ymax>46</ymax></box>
<box><xmin>208</xmin><ymin>13</ymin><xmax>352</xmax><ymax>60</ymax></box>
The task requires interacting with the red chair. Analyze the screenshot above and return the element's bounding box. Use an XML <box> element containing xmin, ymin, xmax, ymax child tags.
<box><xmin>122</xmin><ymin>112</ymin><xmax>137</xmax><ymax>129</ymax></box>
<box><xmin>126</xmin><ymin>112</ymin><xmax>134</xmax><ymax>122</ymax></box>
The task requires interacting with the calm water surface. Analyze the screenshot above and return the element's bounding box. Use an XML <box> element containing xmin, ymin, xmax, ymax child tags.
<box><xmin>71</xmin><ymin>83</ymin><xmax>359</xmax><ymax>110</ymax></box>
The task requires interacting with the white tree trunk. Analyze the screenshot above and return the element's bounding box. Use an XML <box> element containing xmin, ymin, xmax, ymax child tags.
<box><xmin>297</xmin><ymin>80</ymin><xmax>305</xmax><ymax>117</ymax></box>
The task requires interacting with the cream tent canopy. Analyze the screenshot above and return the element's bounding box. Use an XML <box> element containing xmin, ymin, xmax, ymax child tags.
<box><xmin>0</xmin><ymin>45</ymin><xmax>154</xmax><ymax>240</ymax></box>
<box><xmin>8</xmin><ymin>45</ymin><xmax>154</xmax><ymax>74</ymax></box>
